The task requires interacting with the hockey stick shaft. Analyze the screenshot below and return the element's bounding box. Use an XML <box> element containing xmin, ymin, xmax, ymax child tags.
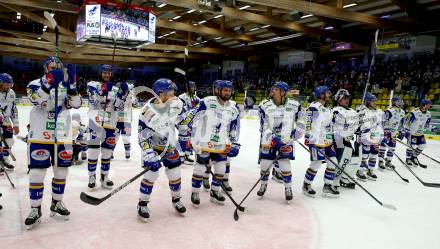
<box><xmin>361</xmin><ymin>29</ymin><xmax>379</xmax><ymax>103</ymax></box>
<box><xmin>392</xmin><ymin>151</ymin><xmax>440</xmax><ymax>188</ymax></box>
<box><xmin>396</xmin><ymin>139</ymin><xmax>440</xmax><ymax>164</ymax></box>
<box><xmin>296</xmin><ymin>141</ymin><xmax>397</xmax><ymax>210</ymax></box>
<box><xmin>206</xmin><ymin>165</ymin><xmax>245</xmax><ymax>211</ymax></box>
<box><xmin>80</xmin><ymin>167</ymin><xmax>150</xmax><ymax>206</ymax></box>
<box><xmin>0</xmin><ymin>165</ymin><xmax>15</xmax><ymax>188</ymax></box>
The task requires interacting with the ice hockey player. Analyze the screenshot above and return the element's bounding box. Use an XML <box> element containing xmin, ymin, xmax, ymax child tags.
<box><xmin>71</xmin><ymin>113</ymin><xmax>87</xmax><ymax>165</ymax></box>
<box><xmin>87</xmin><ymin>65</ymin><xmax>129</xmax><ymax>189</ymax></box>
<box><xmin>379</xmin><ymin>96</ymin><xmax>405</xmax><ymax>170</ymax></box>
<box><xmin>0</xmin><ymin>73</ymin><xmax>19</xmax><ymax>171</ymax></box>
<box><xmin>25</xmin><ymin>56</ymin><xmax>81</xmax><ymax>230</ymax></box>
<box><xmin>257</xmin><ymin>81</ymin><xmax>302</xmax><ymax>203</ymax></box>
<box><xmin>113</xmin><ymin>82</ymin><xmax>134</xmax><ymax>159</ymax></box>
<box><xmin>355</xmin><ymin>93</ymin><xmax>384</xmax><ymax>181</ymax></box>
<box><xmin>187</xmin><ymin>80</ymin><xmax>240</xmax><ymax>206</ymax></box>
<box><xmin>177</xmin><ymin>80</ymin><xmax>200</xmax><ymax>164</ymax></box>
<box><xmin>137</xmin><ymin>78</ymin><xmax>186</xmax><ymax>221</ymax></box>
<box><xmin>404</xmin><ymin>99</ymin><xmax>432</xmax><ymax>168</ymax></box>
<box><xmin>332</xmin><ymin>89</ymin><xmax>359</xmax><ymax>190</ymax></box>
<box><xmin>302</xmin><ymin>86</ymin><xmax>339</xmax><ymax>198</ymax></box>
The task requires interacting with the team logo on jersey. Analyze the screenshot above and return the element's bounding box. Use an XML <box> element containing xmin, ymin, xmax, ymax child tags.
<box><xmin>106</xmin><ymin>137</ymin><xmax>116</xmax><ymax>145</ymax></box>
<box><xmin>58</xmin><ymin>150</ymin><xmax>73</xmax><ymax>161</ymax></box>
<box><xmin>31</xmin><ymin>149</ymin><xmax>50</xmax><ymax>161</ymax></box>
<box><xmin>280</xmin><ymin>145</ymin><xmax>293</xmax><ymax>153</ymax></box>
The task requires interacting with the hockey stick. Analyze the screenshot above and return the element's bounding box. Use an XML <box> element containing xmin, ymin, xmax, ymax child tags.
<box><xmin>392</xmin><ymin>151</ymin><xmax>440</xmax><ymax>188</ymax></box>
<box><xmin>44</xmin><ymin>11</ymin><xmax>60</xmax><ymax>167</ymax></box>
<box><xmin>0</xmin><ymin>165</ymin><xmax>15</xmax><ymax>189</ymax></box>
<box><xmin>296</xmin><ymin>141</ymin><xmax>397</xmax><ymax>210</ymax></box>
<box><xmin>101</xmin><ymin>31</ymin><xmax>117</xmax><ymax>127</ymax></box>
<box><xmin>361</xmin><ymin>29</ymin><xmax>379</xmax><ymax>103</ymax></box>
<box><xmin>396</xmin><ymin>139</ymin><xmax>440</xmax><ymax>165</ymax></box>
<box><xmin>205</xmin><ymin>165</ymin><xmax>245</xmax><ymax>212</ymax></box>
<box><xmin>80</xmin><ymin>167</ymin><xmax>149</xmax><ymax>206</ymax></box>
<box><xmin>389</xmin><ymin>164</ymin><xmax>409</xmax><ymax>183</ymax></box>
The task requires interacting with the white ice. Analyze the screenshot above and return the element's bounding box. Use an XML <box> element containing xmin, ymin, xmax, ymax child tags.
<box><xmin>1</xmin><ymin>106</ymin><xmax>440</xmax><ymax>249</ymax></box>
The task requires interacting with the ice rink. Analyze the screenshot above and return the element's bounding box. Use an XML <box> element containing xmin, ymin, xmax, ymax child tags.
<box><xmin>1</xmin><ymin>106</ymin><xmax>440</xmax><ymax>249</ymax></box>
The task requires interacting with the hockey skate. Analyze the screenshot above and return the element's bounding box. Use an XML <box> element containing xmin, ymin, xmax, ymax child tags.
<box><xmin>1</xmin><ymin>158</ymin><xmax>14</xmax><ymax>171</ymax></box>
<box><xmin>25</xmin><ymin>206</ymin><xmax>42</xmax><ymax>230</ymax></box>
<box><xmin>0</xmin><ymin>166</ymin><xmax>4</xmax><ymax>175</ymax></box>
<box><xmin>137</xmin><ymin>201</ymin><xmax>150</xmax><ymax>222</ymax></box>
<box><xmin>100</xmin><ymin>174</ymin><xmax>114</xmax><ymax>189</ymax></box>
<box><xmin>88</xmin><ymin>174</ymin><xmax>96</xmax><ymax>189</ymax></box>
<box><xmin>356</xmin><ymin>169</ymin><xmax>367</xmax><ymax>181</ymax></box>
<box><xmin>172</xmin><ymin>197</ymin><xmax>186</xmax><ymax>215</ymax></box>
<box><xmin>385</xmin><ymin>159</ymin><xmax>395</xmax><ymax>170</ymax></box>
<box><xmin>340</xmin><ymin>179</ymin><xmax>356</xmax><ymax>189</ymax></box>
<box><xmin>285</xmin><ymin>187</ymin><xmax>293</xmax><ymax>204</ymax></box>
<box><xmin>222</xmin><ymin>180</ymin><xmax>233</xmax><ymax>192</ymax></box>
<box><xmin>302</xmin><ymin>183</ymin><xmax>316</xmax><ymax>198</ymax></box>
<box><xmin>50</xmin><ymin>199</ymin><xmax>70</xmax><ymax>220</ymax></box>
<box><xmin>202</xmin><ymin>177</ymin><xmax>210</xmax><ymax>191</ymax></box>
<box><xmin>257</xmin><ymin>183</ymin><xmax>267</xmax><ymax>199</ymax></box>
<box><xmin>191</xmin><ymin>192</ymin><xmax>200</xmax><ymax>207</ymax></box>
<box><xmin>366</xmin><ymin>169</ymin><xmax>377</xmax><ymax>181</ymax></box>
<box><xmin>125</xmin><ymin>150</ymin><xmax>131</xmax><ymax>159</ymax></box>
<box><xmin>378</xmin><ymin>160</ymin><xmax>386</xmax><ymax>171</ymax></box>
<box><xmin>323</xmin><ymin>184</ymin><xmax>340</xmax><ymax>198</ymax></box>
<box><xmin>81</xmin><ymin>151</ymin><xmax>87</xmax><ymax>161</ymax></box>
<box><xmin>0</xmin><ymin>193</ymin><xmax>2</xmax><ymax>211</ymax></box>
<box><xmin>271</xmin><ymin>168</ymin><xmax>284</xmax><ymax>183</ymax></box>
<box><xmin>210</xmin><ymin>190</ymin><xmax>225</xmax><ymax>205</ymax></box>
<box><xmin>406</xmin><ymin>158</ymin><xmax>415</xmax><ymax>167</ymax></box>
<box><xmin>411</xmin><ymin>157</ymin><xmax>427</xmax><ymax>169</ymax></box>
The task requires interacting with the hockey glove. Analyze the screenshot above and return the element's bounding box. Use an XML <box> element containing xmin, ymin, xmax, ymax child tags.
<box><xmin>142</xmin><ymin>149</ymin><xmax>161</xmax><ymax>171</ymax></box>
<box><xmin>397</xmin><ymin>131</ymin><xmax>405</xmax><ymax>140</ymax></box>
<box><xmin>227</xmin><ymin>143</ymin><xmax>241</xmax><ymax>157</ymax></box>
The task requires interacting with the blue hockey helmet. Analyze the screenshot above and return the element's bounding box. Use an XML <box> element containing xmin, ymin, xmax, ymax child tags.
<box><xmin>43</xmin><ymin>56</ymin><xmax>61</xmax><ymax>73</ymax></box>
<box><xmin>100</xmin><ymin>64</ymin><xmax>112</xmax><ymax>74</ymax></box>
<box><xmin>391</xmin><ymin>96</ymin><xmax>403</xmax><ymax>107</ymax></box>
<box><xmin>152</xmin><ymin>78</ymin><xmax>176</xmax><ymax>95</ymax></box>
<box><xmin>213</xmin><ymin>80</ymin><xmax>233</xmax><ymax>90</ymax></box>
<box><xmin>313</xmin><ymin>85</ymin><xmax>330</xmax><ymax>99</ymax></box>
<box><xmin>364</xmin><ymin>92</ymin><xmax>377</xmax><ymax>104</ymax></box>
<box><xmin>272</xmin><ymin>81</ymin><xmax>289</xmax><ymax>93</ymax></box>
<box><xmin>420</xmin><ymin>99</ymin><xmax>432</xmax><ymax>106</ymax></box>
<box><xmin>0</xmin><ymin>73</ymin><xmax>13</xmax><ymax>84</ymax></box>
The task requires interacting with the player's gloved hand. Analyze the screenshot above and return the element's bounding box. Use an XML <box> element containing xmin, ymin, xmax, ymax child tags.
<box><xmin>304</xmin><ymin>138</ymin><xmax>310</xmax><ymax>147</ymax></box>
<box><xmin>227</xmin><ymin>143</ymin><xmax>240</xmax><ymax>157</ymax></box>
<box><xmin>117</xmin><ymin>82</ymin><xmax>129</xmax><ymax>99</ymax></box>
<box><xmin>100</xmin><ymin>81</ymin><xmax>113</xmax><ymax>95</ymax></box>
<box><xmin>397</xmin><ymin>131</ymin><xmax>405</xmax><ymax>140</ymax></box>
<box><xmin>271</xmin><ymin>135</ymin><xmax>283</xmax><ymax>151</ymax></box>
<box><xmin>142</xmin><ymin>149</ymin><xmax>161</xmax><ymax>171</ymax></box>
<box><xmin>45</xmin><ymin>69</ymin><xmax>65</xmax><ymax>90</ymax></box>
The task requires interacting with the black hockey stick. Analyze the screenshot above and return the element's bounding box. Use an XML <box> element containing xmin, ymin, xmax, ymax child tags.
<box><xmin>206</xmin><ymin>165</ymin><xmax>245</xmax><ymax>212</ymax></box>
<box><xmin>393</xmin><ymin>151</ymin><xmax>440</xmax><ymax>188</ymax></box>
<box><xmin>396</xmin><ymin>139</ymin><xmax>440</xmax><ymax>165</ymax></box>
<box><xmin>0</xmin><ymin>165</ymin><xmax>15</xmax><ymax>188</ymax></box>
<box><xmin>297</xmin><ymin>141</ymin><xmax>397</xmax><ymax>210</ymax></box>
<box><xmin>80</xmin><ymin>167</ymin><xmax>149</xmax><ymax>206</ymax></box>
<box><xmin>389</xmin><ymin>165</ymin><xmax>409</xmax><ymax>183</ymax></box>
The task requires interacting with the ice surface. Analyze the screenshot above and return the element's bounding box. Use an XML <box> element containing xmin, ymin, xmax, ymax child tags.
<box><xmin>1</xmin><ymin>106</ymin><xmax>439</xmax><ymax>249</ymax></box>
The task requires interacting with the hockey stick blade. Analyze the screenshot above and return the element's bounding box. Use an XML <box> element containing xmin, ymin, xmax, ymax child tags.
<box><xmin>44</xmin><ymin>11</ymin><xmax>57</xmax><ymax>29</ymax></box>
<box><xmin>174</xmin><ymin>67</ymin><xmax>186</xmax><ymax>76</ymax></box>
<box><xmin>80</xmin><ymin>192</ymin><xmax>106</xmax><ymax>206</ymax></box>
<box><xmin>381</xmin><ymin>203</ymin><xmax>397</xmax><ymax>211</ymax></box>
<box><xmin>233</xmin><ymin>209</ymin><xmax>239</xmax><ymax>221</ymax></box>
<box><xmin>394</xmin><ymin>152</ymin><xmax>440</xmax><ymax>188</ymax></box>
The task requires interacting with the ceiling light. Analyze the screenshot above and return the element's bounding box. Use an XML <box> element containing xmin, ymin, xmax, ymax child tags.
<box><xmin>261</xmin><ymin>25</ymin><xmax>271</xmax><ymax>28</ymax></box>
<box><xmin>169</xmin><ymin>19</ymin><xmax>173</xmax><ymax>22</ymax></box>
<box><xmin>343</xmin><ymin>3</ymin><xmax>357</xmax><ymax>8</ymax></box>
<box><xmin>324</xmin><ymin>26</ymin><xmax>334</xmax><ymax>30</ymax></box>
<box><xmin>213</xmin><ymin>14</ymin><xmax>223</xmax><ymax>19</ymax></box>
<box><xmin>158</xmin><ymin>3</ymin><xmax>167</xmax><ymax>8</ymax></box>
<box><xmin>239</xmin><ymin>5</ymin><xmax>250</xmax><ymax>10</ymax></box>
<box><xmin>17</xmin><ymin>12</ymin><xmax>21</xmax><ymax>15</ymax></box>
<box><xmin>50</xmin><ymin>13</ymin><xmax>55</xmax><ymax>17</ymax></box>
<box><xmin>198</xmin><ymin>20</ymin><xmax>207</xmax><ymax>24</ymax></box>
<box><xmin>187</xmin><ymin>9</ymin><xmax>196</xmax><ymax>14</ymax></box>
<box><xmin>215</xmin><ymin>37</ymin><xmax>222</xmax><ymax>40</ymax></box>
<box><xmin>193</xmin><ymin>23</ymin><xmax>198</xmax><ymax>26</ymax></box>
<box><xmin>380</xmin><ymin>14</ymin><xmax>391</xmax><ymax>19</ymax></box>
<box><xmin>169</xmin><ymin>31</ymin><xmax>176</xmax><ymax>35</ymax></box>
<box><xmin>38</xmin><ymin>37</ymin><xmax>41</xmax><ymax>40</ymax></box>
<box><xmin>249</xmin><ymin>27</ymin><xmax>260</xmax><ymax>32</ymax></box>
<box><xmin>44</xmin><ymin>25</ymin><xmax>47</xmax><ymax>29</ymax></box>
<box><xmin>57</xmin><ymin>0</ymin><xmax>62</xmax><ymax>3</ymax></box>
<box><xmin>16</xmin><ymin>15</ymin><xmax>21</xmax><ymax>20</ymax></box>
<box><xmin>193</xmin><ymin>42</ymin><xmax>200</xmax><ymax>46</ymax></box>
<box><xmin>248</xmin><ymin>33</ymin><xmax>303</xmax><ymax>46</ymax></box>
<box><xmin>172</xmin><ymin>15</ymin><xmax>181</xmax><ymax>20</ymax></box>
<box><xmin>301</xmin><ymin>14</ymin><xmax>313</xmax><ymax>19</ymax></box>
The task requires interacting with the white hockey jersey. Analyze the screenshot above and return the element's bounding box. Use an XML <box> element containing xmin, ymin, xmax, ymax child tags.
<box><xmin>356</xmin><ymin>105</ymin><xmax>384</xmax><ymax>145</ymax></box>
<box><xmin>305</xmin><ymin>101</ymin><xmax>333</xmax><ymax>147</ymax></box>
<box><xmin>138</xmin><ymin>97</ymin><xmax>184</xmax><ymax>152</ymax></box>
<box><xmin>87</xmin><ymin>81</ymin><xmax>128</xmax><ymax>130</ymax></box>
<box><xmin>405</xmin><ymin>107</ymin><xmax>431</xmax><ymax>136</ymax></box>
<box><xmin>0</xmin><ymin>89</ymin><xmax>19</xmax><ymax>127</ymax></box>
<box><xmin>383</xmin><ymin>106</ymin><xmax>405</xmax><ymax>136</ymax></box>
<box><xmin>27</xmin><ymin>76</ymin><xmax>81</xmax><ymax>144</ymax></box>
<box><xmin>259</xmin><ymin>98</ymin><xmax>301</xmax><ymax>146</ymax></box>
<box><xmin>188</xmin><ymin>96</ymin><xmax>240</xmax><ymax>153</ymax></box>
<box><xmin>332</xmin><ymin>106</ymin><xmax>359</xmax><ymax>146</ymax></box>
